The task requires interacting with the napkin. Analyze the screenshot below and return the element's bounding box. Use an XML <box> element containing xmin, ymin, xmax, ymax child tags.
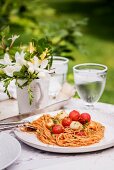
<box><xmin>56</xmin><ymin>82</ymin><xmax>76</xmax><ymax>100</ymax></box>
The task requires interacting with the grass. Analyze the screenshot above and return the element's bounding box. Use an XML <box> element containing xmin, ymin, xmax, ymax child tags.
<box><xmin>48</xmin><ymin>0</ymin><xmax>114</xmax><ymax>104</ymax></box>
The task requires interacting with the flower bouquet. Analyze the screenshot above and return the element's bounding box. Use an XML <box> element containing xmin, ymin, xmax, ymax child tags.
<box><xmin>0</xmin><ymin>27</ymin><xmax>53</xmax><ymax>113</ymax></box>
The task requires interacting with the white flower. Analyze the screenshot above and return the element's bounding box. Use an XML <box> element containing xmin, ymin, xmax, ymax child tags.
<box><xmin>8</xmin><ymin>35</ymin><xmax>20</xmax><ymax>42</ymax></box>
<box><xmin>4</xmin><ymin>66</ymin><xmax>15</xmax><ymax>77</ymax></box>
<box><xmin>27</xmin><ymin>62</ymin><xmax>35</xmax><ymax>73</ymax></box>
<box><xmin>38</xmin><ymin>69</ymin><xmax>50</xmax><ymax>79</ymax></box>
<box><xmin>27</xmin><ymin>56</ymin><xmax>40</xmax><ymax>73</ymax></box>
<box><xmin>3</xmin><ymin>65</ymin><xmax>22</xmax><ymax>77</ymax></box>
<box><xmin>4</xmin><ymin>53</ymin><xmax>12</xmax><ymax>65</ymax></box>
<box><xmin>33</xmin><ymin>56</ymin><xmax>39</xmax><ymax>68</ymax></box>
<box><xmin>40</xmin><ymin>59</ymin><xmax>48</xmax><ymax>69</ymax></box>
<box><xmin>38</xmin><ymin>71</ymin><xmax>46</xmax><ymax>78</ymax></box>
<box><xmin>15</xmin><ymin>51</ymin><xmax>26</xmax><ymax>66</ymax></box>
<box><xmin>0</xmin><ymin>53</ymin><xmax>12</xmax><ymax>65</ymax></box>
<box><xmin>14</xmin><ymin>65</ymin><xmax>22</xmax><ymax>72</ymax></box>
<box><xmin>27</xmin><ymin>56</ymin><xmax>49</xmax><ymax>77</ymax></box>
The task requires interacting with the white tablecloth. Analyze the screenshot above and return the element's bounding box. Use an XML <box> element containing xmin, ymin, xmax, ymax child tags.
<box><xmin>0</xmin><ymin>99</ymin><xmax>114</xmax><ymax>170</ymax></box>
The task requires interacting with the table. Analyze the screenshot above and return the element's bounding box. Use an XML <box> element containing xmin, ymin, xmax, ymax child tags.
<box><xmin>0</xmin><ymin>99</ymin><xmax>114</xmax><ymax>170</ymax></box>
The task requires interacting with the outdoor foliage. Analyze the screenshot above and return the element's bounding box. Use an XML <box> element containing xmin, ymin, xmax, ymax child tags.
<box><xmin>0</xmin><ymin>0</ymin><xmax>86</xmax><ymax>60</ymax></box>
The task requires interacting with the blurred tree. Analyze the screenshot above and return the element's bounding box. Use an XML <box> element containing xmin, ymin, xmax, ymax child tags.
<box><xmin>0</xmin><ymin>0</ymin><xmax>86</xmax><ymax>60</ymax></box>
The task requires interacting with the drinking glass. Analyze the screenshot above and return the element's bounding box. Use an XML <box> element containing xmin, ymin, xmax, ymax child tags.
<box><xmin>73</xmin><ymin>63</ymin><xmax>108</xmax><ymax>108</ymax></box>
<box><xmin>49</xmin><ymin>56</ymin><xmax>69</xmax><ymax>98</ymax></box>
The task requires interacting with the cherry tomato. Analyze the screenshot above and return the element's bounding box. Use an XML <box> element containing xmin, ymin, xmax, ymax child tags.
<box><xmin>52</xmin><ymin>125</ymin><xmax>64</xmax><ymax>134</ymax></box>
<box><xmin>62</xmin><ymin>117</ymin><xmax>72</xmax><ymax>127</ymax></box>
<box><xmin>69</xmin><ymin>110</ymin><xmax>80</xmax><ymax>121</ymax></box>
<box><xmin>76</xmin><ymin>131</ymin><xmax>86</xmax><ymax>136</ymax></box>
<box><xmin>79</xmin><ymin>113</ymin><xmax>91</xmax><ymax>124</ymax></box>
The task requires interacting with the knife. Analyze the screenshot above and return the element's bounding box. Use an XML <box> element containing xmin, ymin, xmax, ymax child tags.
<box><xmin>0</xmin><ymin>98</ymin><xmax>70</xmax><ymax>122</ymax></box>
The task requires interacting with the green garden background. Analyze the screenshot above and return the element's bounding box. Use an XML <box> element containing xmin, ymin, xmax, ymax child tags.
<box><xmin>0</xmin><ymin>0</ymin><xmax>114</xmax><ymax>104</ymax></box>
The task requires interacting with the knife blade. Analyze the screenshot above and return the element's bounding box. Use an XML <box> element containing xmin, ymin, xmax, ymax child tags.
<box><xmin>0</xmin><ymin>98</ymin><xmax>70</xmax><ymax>122</ymax></box>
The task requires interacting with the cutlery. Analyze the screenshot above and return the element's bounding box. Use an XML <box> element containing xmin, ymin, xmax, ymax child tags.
<box><xmin>0</xmin><ymin>123</ymin><xmax>37</xmax><ymax>131</ymax></box>
<box><xmin>0</xmin><ymin>98</ymin><xmax>70</xmax><ymax>123</ymax></box>
<box><xmin>0</xmin><ymin>124</ymin><xmax>23</xmax><ymax>131</ymax></box>
<box><xmin>0</xmin><ymin>121</ymin><xmax>29</xmax><ymax>125</ymax></box>
<box><xmin>0</xmin><ymin>121</ymin><xmax>30</xmax><ymax>131</ymax></box>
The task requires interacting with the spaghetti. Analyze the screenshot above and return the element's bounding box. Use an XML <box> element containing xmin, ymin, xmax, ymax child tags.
<box><xmin>21</xmin><ymin>111</ymin><xmax>105</xmax><ymax>147</ymax></box>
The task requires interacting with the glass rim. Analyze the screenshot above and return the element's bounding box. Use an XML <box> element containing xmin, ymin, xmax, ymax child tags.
<box><xmin>73</xmin><ymin>63</ymin><xmax>108</xmax><ymax>73</ymax></box>
<box><xmin>52</xmin><ymin>56</ymin><xmax>69</xmax><ymax>64</ymax></box>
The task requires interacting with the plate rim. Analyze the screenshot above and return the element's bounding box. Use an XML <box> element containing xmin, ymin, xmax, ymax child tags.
<box><xmin>14</xmin><ymin>109</ymin><xmax>114</xmax><ymax>153</ymax></box>
<box><xmin>0</xmin><ymin>133</ymin><xmax>21</xmax><ymax>170</ymax></box>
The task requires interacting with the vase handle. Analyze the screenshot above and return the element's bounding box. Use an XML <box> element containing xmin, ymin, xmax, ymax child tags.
<box><xmin>35</xmin><ymin>81</ymin><xmax>43</xmax><ymax>108</ymax></box>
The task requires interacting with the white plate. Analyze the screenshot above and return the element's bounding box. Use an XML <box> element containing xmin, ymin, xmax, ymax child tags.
<box><xmin>15</xmin><ymin>109</ymin><xmax>114</xmax><ymax>153</ymax></box>
<box><xmin>0</xmin><ymin>133</ymin><xmax>21</xmax><ymax>170</ymax></box>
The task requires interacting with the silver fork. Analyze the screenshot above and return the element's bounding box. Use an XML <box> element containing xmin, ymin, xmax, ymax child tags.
<box><xmin>0</xmin><ymin>121</ymin><xmax>29</xmax><ymax>131</ymax></box>
<box><xmin>0</xmin><ymin>125</ymin><xmax>22</xmax><ymax>131</ymax></box>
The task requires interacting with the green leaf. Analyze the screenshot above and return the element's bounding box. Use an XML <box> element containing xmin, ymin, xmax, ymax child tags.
<box><xmin>31</xmin><ymin>39</ymin><xmax>38</xmax><ymax>48</ymax></box>
<box><xmin>47</xmin><ymin>55</ymin><xmax>53</xmax><ymax>69</ymax></box>
<box><xmin>37</xmin><ymin>38</ymin><xmax>51</xmax><ymax>53</ymax></box>
<box><xmin>28</xmin><ymin>84</ymin><xmax>33</xmax><ymax>105</ymax></box>
<box><xmin>3</xmin><ymin>77</ymin><xmax>13</xmax><ymax>98</ymax></box>
<box><xmin>0</xmin><ymin>64</ymin><xmax>6</xmax><ymax>68</ymax></box>
<box><xmin>24</xmin><ymin>52</ymin><xmax>31</xmax><ymax>61</ymax></box>
<box><xmin>0</xmin><ymin>26</ymin><xmax>10</xmax><ymax>37</ymax></box>
<box><xmin>15</xmin><ymin>79</ymin><xmax>23</xmax><ymax>89</ymax></box>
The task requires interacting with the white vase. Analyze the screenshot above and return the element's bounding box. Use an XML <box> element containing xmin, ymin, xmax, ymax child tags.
<box><xmin>16</xmin><ymin>78</ymin><xmax>49</xmax><ymax>114</ymax></box>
